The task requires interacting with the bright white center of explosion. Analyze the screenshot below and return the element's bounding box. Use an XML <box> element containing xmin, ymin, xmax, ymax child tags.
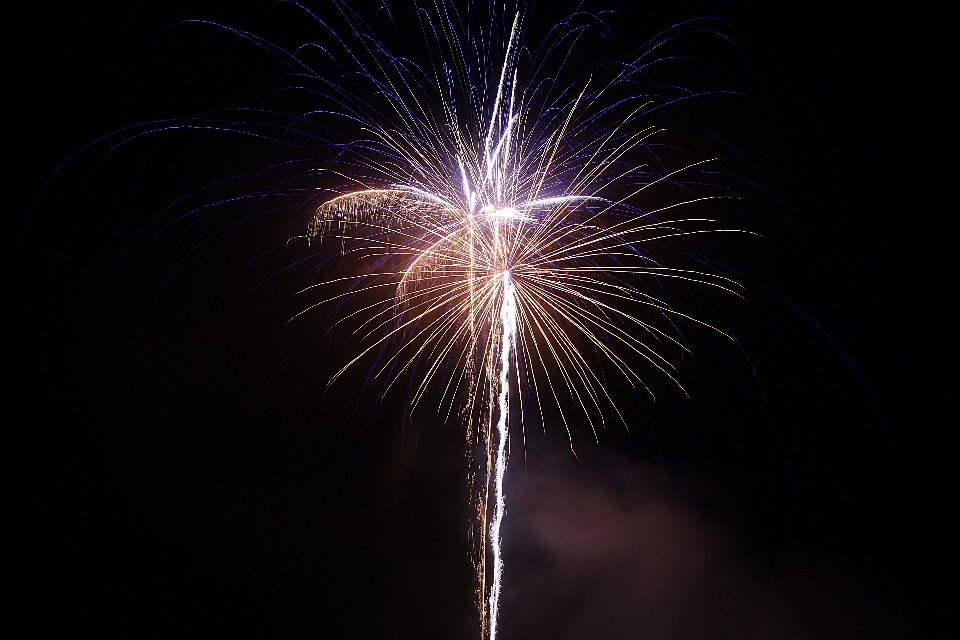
<box><xmin>480</xmin><ymin>205</ymin><xmax>520</xmax><ymax>218</ymax></box>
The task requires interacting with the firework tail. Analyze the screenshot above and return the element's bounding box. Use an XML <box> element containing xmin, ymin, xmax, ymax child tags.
<box><xmin>486</xmin><ymin>271</ymin><xmax>516</xmax><ymax>640</ymax></box>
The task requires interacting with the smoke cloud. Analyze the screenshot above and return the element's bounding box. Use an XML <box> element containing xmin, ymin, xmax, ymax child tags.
<box><xmin>497</xmin><ymin>464</ymin><xmax>867</xmax><ymax>639</ymax></box>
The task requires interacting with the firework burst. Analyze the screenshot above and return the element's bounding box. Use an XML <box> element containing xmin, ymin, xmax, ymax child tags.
<box><xmin>32</xmin><ymin>2</ymin><xmax>756</xmax><ymax>636</ymax></box>
<box><xmin>288</xmin><ymin>3</ymin><xmax>751</xmax><ymax>636</ymax></box>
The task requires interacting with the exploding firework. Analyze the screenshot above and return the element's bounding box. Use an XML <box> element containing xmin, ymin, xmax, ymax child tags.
<box><xmin>19</xmin><ymin>4</ymin><xmax>924</xmax><ymax>637</ymax></box>
<box><xmin>289</xmin><ymin>3</ymin><xmax>751</xmax><ymax>637</ymax></box>
<box><xmin>32</xmin><ymin>2</ymin><xmax>756</xmax><ymax>637</ymax></box>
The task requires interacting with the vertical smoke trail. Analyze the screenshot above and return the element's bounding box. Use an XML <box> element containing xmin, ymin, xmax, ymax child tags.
<box><xmin>487</xmin><ymin>270</ymin><xmax>516</xmax><ymax>640</ymax></box>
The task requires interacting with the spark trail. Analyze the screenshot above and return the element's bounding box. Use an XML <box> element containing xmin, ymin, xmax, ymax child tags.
<box><xmin>487</xmin><ymin>271</ymin><xmax>515</xmax><ymax>640</ymax></box>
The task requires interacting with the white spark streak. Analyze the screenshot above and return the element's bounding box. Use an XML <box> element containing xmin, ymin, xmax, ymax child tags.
<box><xmin>487</xmin><ymin>270</ymin><xmax>516</xmax><ymax>640</ymax></box>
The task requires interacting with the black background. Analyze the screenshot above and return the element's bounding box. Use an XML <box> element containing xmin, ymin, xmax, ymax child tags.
<box><xmin>7</xmin><ymin>1</ymin><xmax>954</xmax><ymax>637</ymax></box>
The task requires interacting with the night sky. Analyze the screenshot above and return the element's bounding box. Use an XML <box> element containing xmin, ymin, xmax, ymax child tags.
<box><xmin>8</xmin><ymin>2</ymin><xmax>953</xmax><ymax>638</ymax></box>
